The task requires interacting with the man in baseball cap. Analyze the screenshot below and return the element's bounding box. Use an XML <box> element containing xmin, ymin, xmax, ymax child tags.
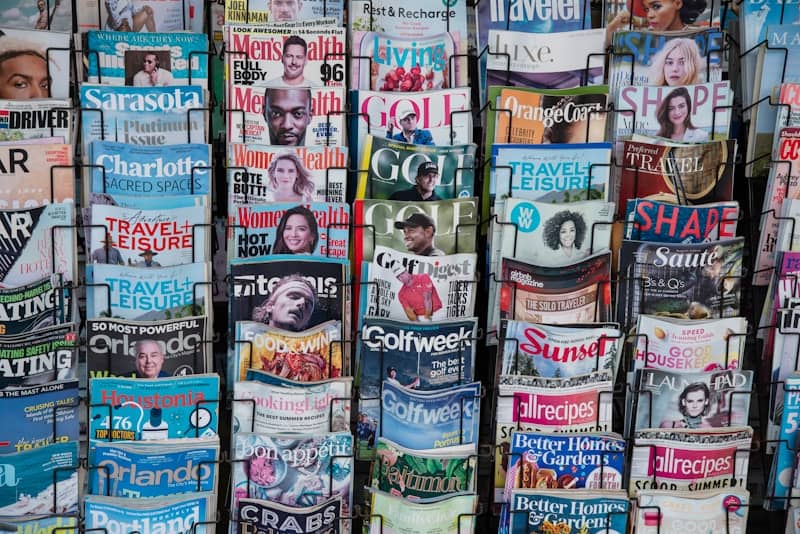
<box><xmin>393</xmin><ymin>213</ymin><xmax>445</xmax><ymax>256</ymax></box>
<box><xmin>385</xmin><ymin>100</ymin><xmax>435</xmax><ymax>145</ymax></box>
<box><xmin>389</xmin><ymin>161</ymin><xmax>442</xmax><ymax>202</ymax></box>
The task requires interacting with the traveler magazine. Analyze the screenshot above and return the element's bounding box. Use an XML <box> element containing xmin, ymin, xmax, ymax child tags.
<box><xmin>2</xmin><ymin>379</ymin><xmax>78</xmax><ymax>454</ymax></box>
<box><xmin>616</xmin><ymin>238</ymin><xmax>744</xmax><ymax>331</ymax></box>
<box><xmin>0</xmin><ymin>442</ymin><xmax>79</xmax><ymax>514</ymax></box>
<box><xmin>366</xmin><ymin>489</ymin><xmax>477</xmax><ymax>534</ymax></box>
<box><xmin>0</xmin><ymin>143</ymin><xmax>74</xmax><ymax>208</ymax></box>
<box><xmin>88</xmin><ymin>439</ymin><xmax>220</xmax><ymax>497</ymax></box>
<box><xmin>231</xmin><ymin>320</ymin><xmax>343</xmax><ymax>387</ymax></box>
<box><xmin>0</xmin><ymin>323</ymin><xmax>77</xmax><ymax>387</ymax></box>
<box><xmin>88</xmin><ymin>374</ymin><xmax>220</xmax><ymax>441</ymax></box>
<box><xmin>632</xmin><ymin>489</ymin><xmax>749</xmax><ymax>534</ymax></box>
<box><xmin>86</xmin><ymin>31</ymin><xmax>209</xmax><ymax>87</ymax></box>
<box><xmin>229</xmin><ymin>202</ymin><xmax>350</xmax><ymax>260</ymax></box>
<box><xmin>86</xmin><ymin>316</ymin><xmax>210</xmax><ymax>378</ymax></box>
<box><xmin>0</xmin><ymin>275</ymin><xmax>73</xmax><ymax>335</ymax></box>
<box><xmin>84</xmin><ymin>493</ymin><xmax>217</xmax><ymax>534</ymax></box>
<box><xmin>237</xmin><ymin>496</ymin><xmax>343</xmax><ymax>534</ymax></box>
<box><xmin>624</xmin><ymin>199</ymin><xmax>739</xmax><ymax>243</ymax></box>
<box><xmin>359</xmin><ymin>246</ymin><xmax>477</xmax><ymax>324</ymax></box>
<box><xmin>356</xmin><ymin>135</ymin><xmax>477</xmax><ymax>200</ymax></box>
<box><xmin>227</xmin><ymin>144</ymin><xmax>348</xmax><ymax>205</ymax></box>
<box><xmin>85</xmin><ymin>262</ymin><xmax>212</xmax><ymax>321</ymax></box>
<box><xmin>79</xmin><ymin>85</ymin><xmax>208</xmax><ymax>147</ymax></box>
<box><xmin>230</xmin><ymin>432</ymin><xmax>353</xmax><ymax>527</ymax></box>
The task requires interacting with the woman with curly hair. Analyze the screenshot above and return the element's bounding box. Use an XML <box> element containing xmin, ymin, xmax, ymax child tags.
<box><xmin>648</xmin><ymin>38</ymin><xmax>704</xmax><ymax>86</ymax></box>
<box><xmin>542</xmin><ymin>211</ymin><xmax>587</xmax><ymax>261</ymax></box>
<box><xmin>606</xmin><ymin>0</ymin><xmax>708</xmax><ymax>35</ymax></box>
<box><xmin>655</xmin><ymin>87</ymin><xmax>709</xmax><ymax>142</ymax></box>
<box><xmin>272</xmin><ymin>205</ymin><xmax>319</xmax><ymax>254</ymax></box>
<box><xmin>266</xmin><ymin>152</ymin><xmax>315</xmax><ymax>202</ymax></box>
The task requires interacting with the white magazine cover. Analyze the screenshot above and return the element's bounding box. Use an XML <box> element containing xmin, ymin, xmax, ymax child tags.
<box><xmin>633</xmin><ymin>489</ymin><xmax>749</xmax><ymax>534</ymax></box>
<box><xmin>99</xmin><ymin>0</ymin><xmax>205</xmax><ymax>33</ymax></box>
<box><xmin>1</xmin><ymin>0</ymin><xmax>72</xmax><ymax>32</ymax></box>
<box><xmin>0</xmin><ymin>28</ymin><xmax>70</xmax><ymax>99</ymax></box>
<box><xmin>224</xmin><ymin>0</ymin><xmax>344</xmax><ymax>24</ymax></box>
<box><xmin>0</xmin><ymin>99</ymin><xmax>71</xmax><ymax>143</ymax></box>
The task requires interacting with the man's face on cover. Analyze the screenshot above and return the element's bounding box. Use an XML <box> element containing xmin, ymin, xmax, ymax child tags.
<box><xmin>281</xmin><ymin>44</ymin><xmax>307</xmax><ymax>82</ymax></box>
<box><xmin>0</xmin><ymin>53</ymin><xmax>50</xmax><ymax>99</ymax></box>
<box><xmin>136</xmin><ymin>340</ymin><xmax>165</xmax><ymax>378</ymax></box>
<box><xmin>267</xmin><ymin>282</ymin><xmax>315</xmax><ymax>331</ymax></box>
<box><xmin>402</xmin><ymin>225</ymin><xmax>434</xmax><ymax>255</ymax></box>
<box><xmin>269</xmin><ymin>0</ymin><xmax>302</xmax><ymax>21</ymax></box>
<box><xmin>266</xmin><ymin>89</ymin><xmax>312</xmax><ymax>146</ymax></box>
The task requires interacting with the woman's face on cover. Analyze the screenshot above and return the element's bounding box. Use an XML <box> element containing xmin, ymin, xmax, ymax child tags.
<box><xmin>283</xmin><ymin>214</ymin><xmax>314</xmax><ymax>253</ymax></box>
<box><xmin>0</xmin><ymin>53</ymin><xmax>50</xmax><ymax>99</ymax></box>
<box><xmin>272</xmin><ymin>158</ymin><xmax>298</xmax><ymax>190</ymax></box>
<box><xmin>683</xmin><ymin>389</ymin><xmax>706</xmax><ymax>416</ymax></box>
<box><xmin>667</xmin><ymin>95</ymin><xmax>689</xmax><ymax>126</ymax></box>
<box><xmin>642</xmin><ymin>0</ymin><xmax>683</xmax><ymax>31</ymax></box>
<box><xmin>663</xmin><ymin>48</ymin><xmax>689</xmax><ymax>86</ymax></box>
<box><xmin>559</xmin><ymin>220</ymin><xmax>576</xmax><ymax>248</ymax></box>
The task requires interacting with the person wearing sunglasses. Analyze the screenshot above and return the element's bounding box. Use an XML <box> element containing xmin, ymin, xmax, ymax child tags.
<box><xmin>132</xmin><ymin>52</ymin><xmax>173</xmax><ymax>87</ymax></box>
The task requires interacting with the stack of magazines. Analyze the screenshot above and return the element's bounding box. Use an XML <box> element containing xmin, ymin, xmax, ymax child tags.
<box><xmin>0</xmin><ymin>25</ymin><xmax>80</xmax><ymax>530</ymax></box>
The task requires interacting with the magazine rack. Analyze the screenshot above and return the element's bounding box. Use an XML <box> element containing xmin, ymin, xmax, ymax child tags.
<box><xmin>476</xmin><ymin>100</ymin><xmax>514</xmax><ymax>144</ymax></box>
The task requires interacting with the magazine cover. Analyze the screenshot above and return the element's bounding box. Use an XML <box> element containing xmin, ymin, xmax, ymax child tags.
<box><xmin>0</xmin><ymin>275</ymin><xmax>73</xmax><ymax>335</ymax></box>
<box><xmin>232</xmin><ymin>376</ymin><xmax>352</xmax><ymax>435</ymax></box>
<box><xmin>86</xmin><ymin>31</ymin><xmax>209</xmax><ymax>87</ymax></box>
<box><xmin>88</xmin><ymin>439</ymin><xmax>220</xmax><ymax>497</ymax></box>
<box><xmin>371</xmin><ymin>438</ymin><xmax>476</xmax><ymax>500</ymax></box>
<box><xmin>86</xmin><ymin>316</ymin><xmax>209</xmax><ymax>378</ymax></box>
<box><xmin>227</xmin><ymin>84</ymin><xmax>346</xmax><ymax>146</ymax></box>
<box><xmin>1</xmin><ymin>0</ymin><xmax>73</xmax><ymax>32</ymax></box>
<box><xmin>0</xmin><ymin>203</ymin><xmax>75</xmax><ymax>288</ymax></box>
<box><xmin>2</xmin><ymin>379</ymin><xmax>78</xmax><ymax>454</ymax></box>
<box><xmin>505</xmin><ymin>490</ymin><xmax>630</xmax><ymax>534</ymax></box>
<box><xmin>633</xmin><ymin>368</ymin><xmax>753</xmax><ymax>430</ymax></box>
<box><xmin>84</xmin><ymin>493</ymin><xmax>216</xmax><ymax>534</ymax></box>
<box><xmin>633</xmin><ymin>315</ymin><xmax>747</xmax><ymax>372</ymax></box>
<box><xmin>98</xmin><ymin>0</ymin><xmax>202</xmax><ymax>32</ymax></box>
<box><xmin>0</xmin><ymin>324</ymin><xmax>77</xmax><ymax>387</ymax></box>
<box><xmin>0</xmin><ymin>143</ymin><xmax>73</xmax><ymax>208</ymax></box>
<box><xmin>499</xmin><ymin>321</ymin><xmax>622</xmax><ymax>379</ymax></box>
<box><xmin>89</xmin><ymin>141</ymin><xmax>212</xmax><ymax>198</ymax></box>
<box><xmin>88</xmin><ymin>374</ymin><xmax>220</xmax><ymax>441</ymax></box>
<box><xmin>498</xmin><ymin>253</ymin><xmax>613</xmax><ymax>324</ymax></box>
<box><xmin>225</xmin><ymin>0</ymin><xmax>344</xmax><ymax>23</ymax></box>
<box><xmin>486</xmin><ymin>28</ymin><xmax>605</xmax><ymax>88</ymax></box>
<box><xmin>230</xmin><ymin>432</ymin><xmax>352</xmax><ymax>523</ymax></box>
<box><xmin>350</xmin><ymin>31</ymin><xmax>468</xmax><ymax>91</ymax></box>
<box><xmin>604</xmin><ymin>0</ymin><xmax>720</xmax><ymax>30</ymax></box>
<box><xmin>0</xmin><ymin>515</ymin><xmax>77</xmax><ymax>534</ymax></box>
<box><xmin>231</xmin><ymin>320</ymin><xmax>342</xmax><ymax>387</ymax></box>
<box><xmin>227</xmin><ymin>144</ymin><xmax>348</xmax><ymax>204</ymax></box>
<box><xmin>366</xmin><ymin>489</ymin><xmax>477</xmax><ymax>534</ymax></box>
<box><xmin>618</xmin><ymin>139</ymin><xmax>736</xmax><ymax>218</ymax></box>
<box><xmin>0</xmin><ymin>99</ymin><xmax>72</xmax><ymax>143</ymax></box>
<box><xmin>88</xmin><ymin>204</ymin><xmax>210</xmax><ymax>267</ymax></box>
<box><xmin>237</xmin><ymin>496</ymin><xmax>343</xmax><ymax>534</ymax></box>
<box><xmin>769</xmin><ymin>301</ymin><xmax>800</xmax><ymax>444</ymax></box>
<box><xmin>225</xmin><ymin>22</ymin><xmax>346</xmax><ymax>87</ymax></box>
<box><xmin>229</xmin><ymin>202</ymin><xmax>350</xmax><ymax>260</ymax></box>
<box><xmin>350</xmin><ymin>88</ymin><xmax>472</xmax><ymax>169</ymax></box>
<box><xmin>359</xmin><ymin>246</ymin><xmax>477</xmax><ymax>323</ymax></box>
<box><xmin>0</xmin><ymin>442</ymin><xmax>78</xmax><ymax>515</ymax></box>
<box><xmin>488</xmin><ymin>86</ymin><xmax>608</xmax><ymax>145</ymax></box>
<box><xmin>775</xmin><ymin>198</ymin><xmax>800</xmax><ymax>255</ymax></box>
<box><xmin>0</xmin><ymin>29</ymin><xmax>70</xmax><ymax>99</ymax></box>
<box><xmin>490</xmin><ymin>143</ymin><xmax>612</xmax><ymax>203</ymax></box>
<box><xmin>766</xmin><ymin>373</ymin><xmax>800</xmax><ymax>510</ymax></box>
<box><xmin>616</xmin><ymin>238</ymin><xmax>744</xmax><ymax>331</ymax></box>
<box><xmin>85</xmin><ymin>262</ymin><xmax>211</xmax><ymax>321</ymax></box>
<box><xmin>624</xmin><ymin>199</ymin><xmax>739</xmax><ymax>243</ymax></box>
<box><xmin>632</xmin><ymin>489</ymin><xmax>749</xmax><ymax>534</ymax></box>
<box><xmin>79</xmin><ymin>84</ymin><xmax>207</xmax><ymax>146</ymax></box>
<box><xmin>609</xmin><ymin>29</ymin><xmax>724</xmax><ymax>92</ymax></box>
<box><xmin>378</xmin><ymin>380</ymin><xmax>481</xmax><ymax>451</ymax></box>
<box><xmin>630</xmin><ymin>428</ymin><xmax>753</xmax><ymax>494</ymax></box>
<box><xmin>229</xmin><ymin>257</ymin><xmax>348</xmax><ymax>333</ymax></box>
<box><xmin>356</xmin><ymin>135</ymin><xmax>477</xmax><ymax>200</ymax></box>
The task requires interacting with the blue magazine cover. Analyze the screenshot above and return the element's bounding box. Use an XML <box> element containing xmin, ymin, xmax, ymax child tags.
<box><xmin>231</xmin><ymin>202</ymin><xmax>350</xmax><ymax>260</ymax></box>
<box><xmin>379</xmin><ymin>380</ymin><xmax>480</xmax><ymax>452</ymax></box>
<box><xmin>84</xmin><ymin>493</ymin><xmax>216</xmax><ymax>534</ymax></box>
<box><xmin>624</xmin><ymin>199</ymin><xmax>740</xmax><ymax>243</ymax></box>
<box><xmin>491</xmin><ymin>143</ymin><xmax>612</xmax><ymax>202</ymax></box>
<box><xmin>88</xmin><ymin>374</ymin><xmax>220</xmax><ymax>442</ymax></box>
<box><xmin>2</xmin><ymin>379</ymin><xmax>79</xmax><ymax>455</ymax></box>
<box><xmin>88</xmin><ymin>440</ymin><xmax>219</xmax><ymax>497</ymax></box>
<box><xmin>86</xmin><ymin>31</ymin><xmax>209</xmax><ymax>87</ymax></box>
<box><xmin>0</xmin><ymin>442</ymin><xmax>79</xmax><ymax>515</ymax></box>
<box><xmin>766</xmin><ymin>373</ymin><xmax>800</xmax><ymax>510</ymax></box>
<box><xmin>504</xmin><ymin>490</ymin><xmax>629</xmax><ymax>534</ymax></box>
<box><xmin>85</xmin><ymin>262</ymin><xmax>211</xmax><ymax>321</ymax></box>
<box><xmin>79</xmin><ymin>85</ymin><xmax>207</xmax><ymax>146</ymax></box>
<box><xmin>89</xmin><ymin>141</ymin><xmax>212</xmax><ymax>197</ymax></box>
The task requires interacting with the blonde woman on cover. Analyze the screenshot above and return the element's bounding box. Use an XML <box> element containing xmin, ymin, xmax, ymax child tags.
<box><xmin>266</xmin><ymin>153</ymin><xmax>315</xmax><ymax>202</ymax></box>
<box><xmin>648</xmin><ymin>38</ymin><xmax>705</xmax><ymax>86</ymax></box>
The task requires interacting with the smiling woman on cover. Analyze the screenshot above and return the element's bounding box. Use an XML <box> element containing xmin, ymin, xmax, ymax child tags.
<box><xmin>656</xmin><ymin>87</ymin><xmax>710</xmax><ymax>142</ymax></box>
<box><xmin>542</xmin><ymin>211</ymin><xmax>588</xmax><ymax>261</ymax></box>
<box><xmin>272</xmin><ymin>205</ymin><xmax>319</xmax><ymax>254</ymax></box>
<box><xmin>266</xmin><ymin>153</ymin><xmax>315</xmax><ymax>202</ymax></box>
